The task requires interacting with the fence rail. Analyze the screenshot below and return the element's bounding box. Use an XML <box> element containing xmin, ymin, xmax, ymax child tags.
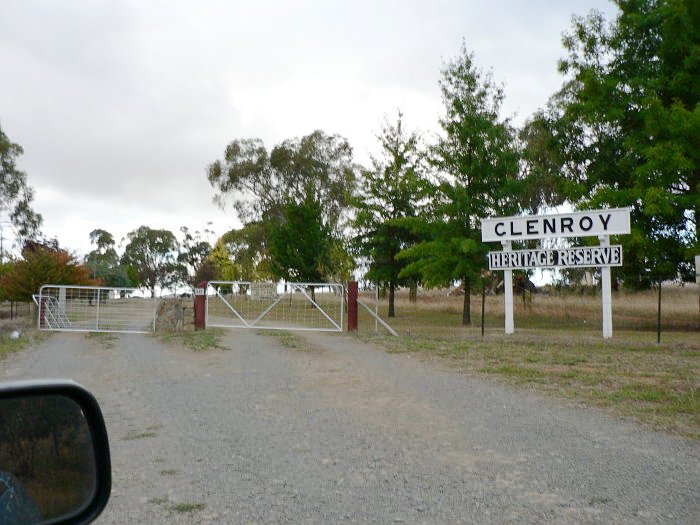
<box><xmin>0</xmin><ymin>301</ymin><xmax>32</xmax><ymax>320</ymax></box>
<box><xmin>38</xmin><ymin>285</ymin><xmax>157</xmax><ymax>333</ymax></box>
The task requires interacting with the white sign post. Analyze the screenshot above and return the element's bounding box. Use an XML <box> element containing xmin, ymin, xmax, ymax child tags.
<box><xmin>501</xmin><ymin>241</ymin><xmax>514</xmax><ymax>334</ymax></box>
<box><xmin>482</xmin><ymin>208</ymin><xmax>630</xmax><ymax>339</ymax></box>
<box><xmin>599</xmin><ymin>236</ymin><xmax>613</xmax><ymax>338</ymax></box>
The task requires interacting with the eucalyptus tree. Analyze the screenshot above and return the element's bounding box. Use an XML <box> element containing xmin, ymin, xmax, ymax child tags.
<box><xmin>207</xmin><ymin>130</ymin><xmax>357</xmax><ymax>282</ymax></box>
<box><xmin>84</xmin><ymin>229</ymin><xmax>132</xmax><ymax>288</ymax></box>
<box><xmin>0</xmin><ymin>122</ymin><xmax>42</xmax><ymax>242</ymax></box>
<box><xmin>121</xmin><ymin>226</ymin><xmax>180</xmax><ymax>296</ymax></box>
<box><xmin>177</xmin><ymin>225</ymin><xmax>213</xmax><ymax>287</ymax></box>
<box><xmin>208</xmin><ymin>130</ymin><xmax>355</xmax><ymax>228</ymax></box>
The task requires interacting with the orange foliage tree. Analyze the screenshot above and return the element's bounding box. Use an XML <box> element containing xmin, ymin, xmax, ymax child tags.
<box><xmin>0</xmin><ymin>240</ymin><xmax>99</xmax><ymax>301</ymax></box>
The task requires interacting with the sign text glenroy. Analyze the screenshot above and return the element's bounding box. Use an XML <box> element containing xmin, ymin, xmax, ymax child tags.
<box><xmin>481</xmin><ymin>208</ymin><xmax>631</xmax><ymax>242</ymax></box>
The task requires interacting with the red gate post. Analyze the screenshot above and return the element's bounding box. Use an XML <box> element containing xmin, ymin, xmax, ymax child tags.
<box><xmin>194</xmin><ymin>281</ymin><xmax>207</xmax><ymax>330</ymax></box>
<box><xmin>39</xmin><ymin>296</ymin><xmax>47</xmax><ymax>329</ymax></box>
<box><xmin>348</xmin><ymin>281</ymin><xmax>358</xmax><ymax>332</ymax></box>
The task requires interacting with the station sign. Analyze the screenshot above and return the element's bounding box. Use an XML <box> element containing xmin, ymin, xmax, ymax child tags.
<box><xmin>488</xmin><ymin>245</ymin><xmax>623</xmax><ymax>270</ymax></box>
<box><xmin>481</xmin><ymin>208</ymin><xmax>630</xmax><ymax>242</ymax></box>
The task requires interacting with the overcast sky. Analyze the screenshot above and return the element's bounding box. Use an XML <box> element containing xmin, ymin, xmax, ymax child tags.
<box><xmin>0</xmin><ymin>0</ymin><xmax>618</xmax><ymax>258</ymax></box>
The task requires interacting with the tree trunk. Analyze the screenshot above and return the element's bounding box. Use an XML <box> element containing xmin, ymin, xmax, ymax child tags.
<box><xmin>388</xmin><ymin>281</ymin><xmax>396</xmax><ymax>318</ymax></box>
<box><xmin>462</xmin><ymin>277</ymin><xmax>471</xmax><ymax>326</ymax></box>
<box><xmin>481</xmin><ymin>283</ymin><xmax>486</xmax><ymax>337</ymax></box>
<box><xmin>657</xmin><ymin>281</ymin><xmax>662</xmax><ymax>344</ymax></box>
<box><xmin>409</xmin><ymin>280</ymin><xmax>417</xmax><ymax>303</ymax></box>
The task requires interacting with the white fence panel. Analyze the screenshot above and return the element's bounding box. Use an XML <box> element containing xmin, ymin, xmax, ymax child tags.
<box><xmin>38</xmin><ymin>285</ymin><xmax>157</xmax><ymax>333</ymax></box>
<box><xmin>206</xmin><ymin>281</ymin><xmax>344</xmax><ymax>332</ymax></box>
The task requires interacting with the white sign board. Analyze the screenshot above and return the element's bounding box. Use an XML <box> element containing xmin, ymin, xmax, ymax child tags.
<box><xmin>251</xmin><ymin>282</ymin><xmax>277</xmax><ymax>301</ymax></box>
<box><xmin>488</xmin><ymin>245</ymin><xmax>623</xmax><ymax>270</ymax></box>
<box><xmin>481</xmin><ymin>208</ymin><xmax>630</xmax><ymax>242</ymax></box>
<box><xmin>194</xmin><ymin>288</ymin><xmax>205</xmax><ymax>296</ymax></box>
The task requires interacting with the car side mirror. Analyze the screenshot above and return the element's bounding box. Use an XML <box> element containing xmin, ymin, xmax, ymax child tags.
<box><xmin>0</xmin><ymin>381</ymin><xmax>111</xmax><ymax>525</ymax></box>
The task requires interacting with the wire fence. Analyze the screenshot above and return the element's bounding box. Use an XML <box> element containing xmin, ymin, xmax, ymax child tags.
<box><xmin>0</xmin><ymin>301</ymin><xmax>32</xmax><ymax>321</ymax></box>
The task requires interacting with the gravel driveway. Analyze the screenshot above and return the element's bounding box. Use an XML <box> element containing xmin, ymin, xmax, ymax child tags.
<box><xmin>2</xmin><ymin>330</ymin><xmax>698</xmax><ymax>524</ymax></box>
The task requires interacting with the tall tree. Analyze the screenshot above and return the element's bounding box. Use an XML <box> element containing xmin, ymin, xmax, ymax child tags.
<box><xmin>85</xmin><ymin>229</ymin><xmax>132</xmax><ymax>288</ymax></box>
<box><xmin>207</xmin><ymin>130</ymin><xmax>356</xmax><ymax>231</ymax></box>
<box><xmin>399</xmin><ymin>44</ymin><xmax>521</xmax><ymax>325</ymax></box>
<box><xmin>121</xmin><ymin>226</ymin><xmax>179</xmax><ymax>296</ymax></box>
<box><xmin>0</xmin><ymin>122</ymin><xmax>42</xmax><ymax>242</ymax></box>
<box><xmin>268</xmin><ymin>194</ymin><xmax>334</xmax><ymax>283</ymax></box>
<box><xmin>177</xmin><ymin>225</ymin><xmax>213</xmax><ymax>287</ymax></box>
<box><xmin>207</xmin><ymin>130</ymin><xmax>357</xmax><ymax>282</ymax></box>
<box><xmin>0</xmin><ymin>240</ymin><xmax>96</xmax><ymax>301</ymax></box>
<box><xmin>218</xmin><ymin>222</ymin><xmax>273</xmax><ymax>282</ymax></box>
<box><xmin>353</xmin><ymin>111</ymin><xmax>429</xmax><ymax>317</ymax></box>
<box><xmin>530</xmin><ymin>1</ymin><xmax>699</xmax><ymax>288</ymax></box>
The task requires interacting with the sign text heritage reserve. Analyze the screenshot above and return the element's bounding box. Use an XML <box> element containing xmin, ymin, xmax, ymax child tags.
<box><xmin>488</xmin><ymin>245</ymin><xmax>623</xmax><ymax>271</ymax></box>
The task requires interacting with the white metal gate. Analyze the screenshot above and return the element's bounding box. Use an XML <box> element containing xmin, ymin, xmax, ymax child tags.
<box><xmin>206</xmin><ymin>281</ymin><xmax>344</xmax><ymax>332</ymax></box>
<box><xmin>38</xmin><ymin>285</ymin><xmax>157</xmax><ymax>333</ymax></box>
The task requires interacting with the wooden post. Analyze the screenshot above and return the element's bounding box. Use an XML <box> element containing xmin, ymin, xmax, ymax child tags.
<box><xmin>194</xmin><ymin>281</ymin><xmax>207</xmax><ymax>330</ymax></box>
<box><xmin>348</xmin><ymin>281</ymin><xmax>358</xmax><ymax>332</ymax></box>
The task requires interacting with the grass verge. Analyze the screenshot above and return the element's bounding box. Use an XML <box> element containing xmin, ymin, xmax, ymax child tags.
<box><xmin>0</xmin><ymin>328</ymin><xmax>47</xmax><ymax>360</ymax></box>
<box><xmin>159</xmin><ymin>328</ymin><xmax>227</xmax><ymax>352</ymax></box>
<box><xmin>362</xmin><ymin>329</ymin><xmax>699</xmax><ymax>440</ymax></box>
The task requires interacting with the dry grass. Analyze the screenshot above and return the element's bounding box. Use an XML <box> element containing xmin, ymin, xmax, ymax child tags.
<box><xmin>359</xmin><ymin>283</ymin><xmax>699</xmax><ymax>334</ymax></box>
<box><xmin>357</xmin><ymin>285</ymin><xmax>700</xmax><ymax>439</ymax></box>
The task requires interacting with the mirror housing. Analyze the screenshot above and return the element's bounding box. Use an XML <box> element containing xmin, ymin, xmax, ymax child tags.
<box><xmin>0</xmin><ymin>380</ymin><xmax>111</xmax><ymax>525</ymax></box>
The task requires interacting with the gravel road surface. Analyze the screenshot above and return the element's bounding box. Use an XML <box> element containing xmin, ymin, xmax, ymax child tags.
<box><xmin>2</xmin><ymin>330</ymin><xmax>698</xmax><ymax>524</ymax></box>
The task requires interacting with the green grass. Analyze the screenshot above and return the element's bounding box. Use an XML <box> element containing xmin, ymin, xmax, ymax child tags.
<box><xmin>257</xmin><ymin>330</ymin><xmax>301</xmax><ymax>349</ymax></box>
<box><xmin>0</xmin><ymin>334</ymin><xmax>30</xmax><ymax>359</ymax></box>
<box><xmin>159</xmin><ymin>328</ymin><xmax>227</xmax><ymax>352</ymax></box>
<box><xmin>148</xmin><ymin>494</ymin><xmax>205</xmax><ymax>514</ymax></box>
<box><xmin>171</xmin><ymin>502</ymin><xmax>205</xmax><ymax>513</ymax></box>
<box><xmin>0</xmin><ymin>329</ymin><xmax>46</xmax><ymax>360</ymax></box>
<box><xmin>121</xmin><ymin>431</ymin><xmax>157</xmax><ymax>441</ymax></box>
<box><xmin>148</xmin><ymin>496</ymin><xmax>169</xmax><ymax>506</ymax></box>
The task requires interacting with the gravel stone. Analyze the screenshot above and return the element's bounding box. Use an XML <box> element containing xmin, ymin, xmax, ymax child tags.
<box><xmin>1</xmin><ymin>330</ymin><xmax>698</xmax><ymax>524</ymax></box>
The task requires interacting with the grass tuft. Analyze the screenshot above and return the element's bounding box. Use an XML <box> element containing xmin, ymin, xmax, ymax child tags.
<box><xmin>257</xmin><ymin>330</ymin><xmax>303</xmax><ymax>349</ymax></box>
<box><xmin>159</xmin><ymin>328</ymin><xmax>227</xmax><ymax>352</ymax></box>
<box><xmin>171</xmin><ymin>502</ymin><xmax>205</xmax><ymax>513</ymax></box>
<box><xmin>122</xmin><ymin>431</ymin><xmax>157</xmax><ymax>441</ymax></box>
<box><xmin>86</xmin><ymin>332</ymin><xmax>118</xmax><ymax>348</ymax></box>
